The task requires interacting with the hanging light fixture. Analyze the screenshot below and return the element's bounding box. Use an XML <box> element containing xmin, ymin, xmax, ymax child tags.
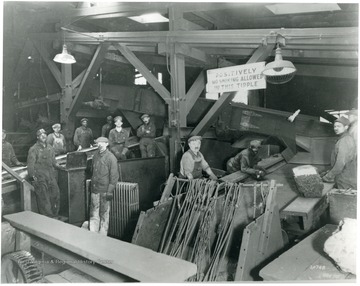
<box><xmin>262</xmin><ymin>43</ymin><xmax>296</xmax><ymax>84</ymax></box>
<box><xmin>53</xmin><ymin>30</ymin><xmax>76</xmax><ymax>64</ymax></box>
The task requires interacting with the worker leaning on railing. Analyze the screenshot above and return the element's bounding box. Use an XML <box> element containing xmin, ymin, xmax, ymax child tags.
<box><xmin>27</xmin><ymin>128</ymin><xmax>66</xmax><ymax>218</ymax></box>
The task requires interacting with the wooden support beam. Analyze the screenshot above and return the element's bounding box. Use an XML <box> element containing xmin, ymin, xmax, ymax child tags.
<box><xmin>176</xmin><ymin>18</ymin><xmax>206</xmax><ymax>31</ymax></box>
<box><xmin>67</xmin><ymin>43</ymin><xmax>110</xmax><ymax>118</ymax></box>
<box><xmin>16</xmin><ymin>93</ymin><xmax>61</xmax><ymax>109</ymax></box>
<box><xmin>190</xmin><ymin>41</ymin><xmax>276</xmax><ymax>136</ymax></box>
<box><xmin>158</xmin><ymin>43</ymin><xmax>207</xmax><ymax>64</ymax></box>
<box><xmin>113</xmin><ymin>43</ymin><xmax>171</xmax><ymax>103</ymax></box>
<box><xmin>8</xmin><ymin>39</ymin><xmax>33</xmax><ymax>94</ymax></box>
<box><xmin>60</xmin><ymin>63</ymin><xmax>73</xmax><ymax>124</ymax></box>
<box><xmin>185</xmin><ymin>70</ymin><xmax>206</xmax><ymax>114</ymax></box>
<box><xmin>189</xmin><ymin>92</ymin><xmax>235</xmax><ymax>136</ymax></box>
<box><xmin>71</xmin><ymin>69</ymin><xmax>86</xmax><ymax>89</ymax></box>
<box><xmin>33</xmin><ymin>41</ymin><xmax>63</xmax><ymax>88</ymax></box>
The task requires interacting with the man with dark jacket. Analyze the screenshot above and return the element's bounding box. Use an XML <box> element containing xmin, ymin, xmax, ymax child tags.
<box><xmin>226</xmin><ymin>140</ymin><xmax>266</xmax><ymax>179</ymax></box>
<box><xmin>108</xmin><ymin>116</ymin><xmax>130</xmax><ymax>160</ymax></box>
<box><xmin>101</xmin><ymin>115</ymin><xmax>113</xmax><ymax>138</ymax></box>
<box><xmin>90</xmin><ymin>137</ymin><xmax>119</xmax><ymax>235</ymax></box>
<box><xmin>322</xmin><ymin>116</ymin><xmax>357</xmax><ymax>189</ymax></box>
<box><xmin>2</xmin><ymin>129</ymin><xmax>24</xmax><ymax>167</ymax></box>
<box><xmin>27</xmin><ymin>128</ymin><xmax>65</xmax><ymax>217</ymax></box>
<box><xmin>137</xmin><ymin>114</ymin><xmax>156</xmax><ymax>158</ymax></box>
<box><xmin>73</xmin><ymin>118</ymin><xmax>94</xmax><ymax>151</ymax></box>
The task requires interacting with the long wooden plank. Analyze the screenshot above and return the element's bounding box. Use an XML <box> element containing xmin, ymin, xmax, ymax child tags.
<box><xmin>259</xmin><ymin>224</ymin><xmax>350</xmax><ymax>281</ymax></box>
<box><xmin>4</xmin><ymin>211</ymin><xmax>197</xmax><ymax>282</ymax></box>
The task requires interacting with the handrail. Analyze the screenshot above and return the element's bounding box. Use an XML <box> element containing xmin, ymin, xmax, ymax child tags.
<box><xmin>2</xmin><ymin>162</ymin><xmax>33</xmax><ymax>211</ymax></box>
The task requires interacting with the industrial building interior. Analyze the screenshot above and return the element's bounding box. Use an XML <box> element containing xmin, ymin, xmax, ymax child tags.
<box><xmin>1</xmin><ymin>1</ymin><xmax>358</xmax><ymax>283</ymax></box>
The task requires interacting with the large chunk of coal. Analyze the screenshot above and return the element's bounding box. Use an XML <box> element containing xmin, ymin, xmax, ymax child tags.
<box><xmin>293</xmin><ymin>165</ymin><xmax>324</xmax><ymax>198</ymax></box>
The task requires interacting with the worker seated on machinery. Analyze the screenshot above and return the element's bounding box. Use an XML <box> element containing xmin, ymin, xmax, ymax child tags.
<box><xmin>179</xmin><ymin>136</ymin><xmax>217</xmax><ymax>180</ymax></box>
<box><xmin>226</xmin><ymin>139</ymin><xmax>266</xmax><ymax>180</ymax></box>
<box><xmin>321</xmin><ymin>116</ymin><xmax>357</xmax><ymax>189</ymax></box>
<box><xmin>2</xmin><ymin>129</ymin><xmax>25</xmax><ymax>167</ymax></box>
<box><xmin>109</xmin><ymin>116</ymin><xmax>130</xmax><ymax>160</ymax></box>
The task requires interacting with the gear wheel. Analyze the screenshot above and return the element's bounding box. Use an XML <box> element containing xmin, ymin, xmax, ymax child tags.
<box><xmin>1</xmin><ymin>250</ymin><xmax>42</xmax><ymax>283</ymax></box>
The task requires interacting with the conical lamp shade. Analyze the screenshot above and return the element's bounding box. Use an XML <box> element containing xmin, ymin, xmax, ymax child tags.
<box><xmin>262</xmin><ymin>47</ymin><xmax>296</xmax><ymax>84</ymax></box>
<box><xmin>53</xmin><ymin>45</ymin><xmax>76</xmax><ymax>64</ymax></box>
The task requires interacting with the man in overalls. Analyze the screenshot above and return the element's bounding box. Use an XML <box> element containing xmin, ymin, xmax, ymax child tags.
<box><xmin>108</xmin><ymin>116</ymin><xmax>130</xmax><ymax>160</ymax></box>
<box><xmin>137</xmin><ymin>113</ymin><xmax>156</xmax><ymax>158</ymax></box>
<box><xmin>46</xmin><ymin>123</ymin><xmax>66</xmax><ymax>155</ymax></box>
<box><xmin>27</xmin><ymin>128</ymin><xmax>65</xmax><ymax>217</ymax></box>
<box><xmin>73</xmin><ymin>118</ymin><xmax>94</xmax><ymax>151</ymax></box>
<box><xmin>180</xmin><ymin>136</ymin><xmax>217</xmax><ymax>180</ymax></box>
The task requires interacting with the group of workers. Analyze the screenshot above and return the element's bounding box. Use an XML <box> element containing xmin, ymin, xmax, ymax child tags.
<box><xmin>73</xmin><ymin>114</ymin><xmax>156</xmax><ymax>159</ymax></box>
<box><xmin>2</xmin><ymin>109</ymin><xmax>357</xmax><ymax>235</ymax></box>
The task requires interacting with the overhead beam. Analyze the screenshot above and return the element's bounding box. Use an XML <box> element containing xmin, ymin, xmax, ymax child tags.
<box><xmin>295</xmin><ymin>64</ymin><xmax>358</xmax><ymax>79</ymax></box>
<box><xmin>185</xmin><ymin>70</ymin><xmax>206</xmax><ymax>114</ymax></box>
<box><xmin>113</xmin><ymin>43</ymin><xmax>171</xmax><ymax>103</ymax></box>
<box><xmin>15</xmin><ymin>93</ymin><xmax>61</xmax><ymax>109</ymax></box>
<box><xmin>30</xmin><ymin>27</ymin><xmax>358</xmax><ymax>48</ymax></box>
<box><xmin>33</xmin><ymin>41</ymin><xmax>63</xmax><ymax>88</ymax></box>
<box><xmin>68</xmin><ymin>43</ymin><xmax>110</xmax><ymax>118</ymax></box>
<box><xmin>158</xmin><ymin>43</ymin><xmax>208</xmax><ymax>64</ymax></box>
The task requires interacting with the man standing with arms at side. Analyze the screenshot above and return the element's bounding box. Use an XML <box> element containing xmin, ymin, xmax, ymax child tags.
<box><xmin>90</xmin><ymin>137</ymin><xmax>119</xmax><ymax>235</ymax></box>
<box><xmin>180</xmin><ymin>136</ymin><xmax>217</xmax><ymax>180</ymax></box>
<box><xmin>27</xmin><ymin>128</ymin><xmax>65</xmax><ymax>217</ymax></box>
<box><xmin>46</xmin><ymin>123</ymin><xmax>67</xmax><ymax>156</ymax></box>
<box><xmin>73</xmin><ymin>118</ymin><xmax>94</xmax><ymax>151</ymax></box>
<box><xmin>2</xmin><ymin>129</ymin><xmax>25</xmax><ymax>167</ymax></box>
<box><xmin>101</xmin><ymin>115</ymin><xmax>113</xmax><ymax>138</ymax></box>
<box><xmin>137</xmin><ymin>114</ymin><xmax>156</xmax><ymax>158</ymax></box>
<box><xmin>321</xmin><ymin>117</ymin><xmax>357</xmax><ymax>189</ymax></box>
<box><xmin>109</xmin><ymin>116</ymin><xmax>130</xmax><ymax>160</ymax></box>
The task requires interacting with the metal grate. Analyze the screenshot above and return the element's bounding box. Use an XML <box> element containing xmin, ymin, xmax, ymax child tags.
<box><xmin>108</xmin><ymin>182</ymin><xmax>140</xmax><ymax>240</ymax></box>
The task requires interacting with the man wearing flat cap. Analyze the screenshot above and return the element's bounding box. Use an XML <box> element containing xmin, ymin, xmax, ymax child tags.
<box><xmin>2</xmin><ymin>129</ymin><xmax>25</xmax><ymax>167</ymax></box>
<box><xmin>226</xmin><ymin>140</ymin><xmax>266</xmax><ymax>179</ymax></box>
<box><xmin>46</xmin><ymin>123</ymin><xmax>66</xmax><ymax>156</ymax></box>
<box><xmin>346</xmin><ymin>109</ymin><xmax>357</xmax><ymax>146</ymax></box>
<box><xmin>27</xmin><ymin>128</ymin><xmax>65</xmax><ymax>217</ymax></box>
<box><xmin>109</xmin><ymin>116</ymin><xmax>130</xmax><ymax>160</ymax></box>
<box><xmin>137</xmin><ymin>114</ymin><xmax>156</xmax><ymax>158</ymax></box>
<box><xmin>90</xmin><ymin>137</ymin><xmax>119</xmax><ymax>235</ymax></box>
<box><xmin>101</xmin><ymin>115</ymin><xmax>113</xmax><ymax>138</ymax></box>
<box><xmin>73</xmin><ymin>118</ymin><xmax>94</xmax><ymax>151</ymax></box>
<box><xmin>180</xmin><ymin>136</ymin><xmax>217</xmax><ymax>180</ymax></box>
<box><xmin>321</xmin><ymin>116</ymin><xmax>357</xmax><ymax>189</ymax></box>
